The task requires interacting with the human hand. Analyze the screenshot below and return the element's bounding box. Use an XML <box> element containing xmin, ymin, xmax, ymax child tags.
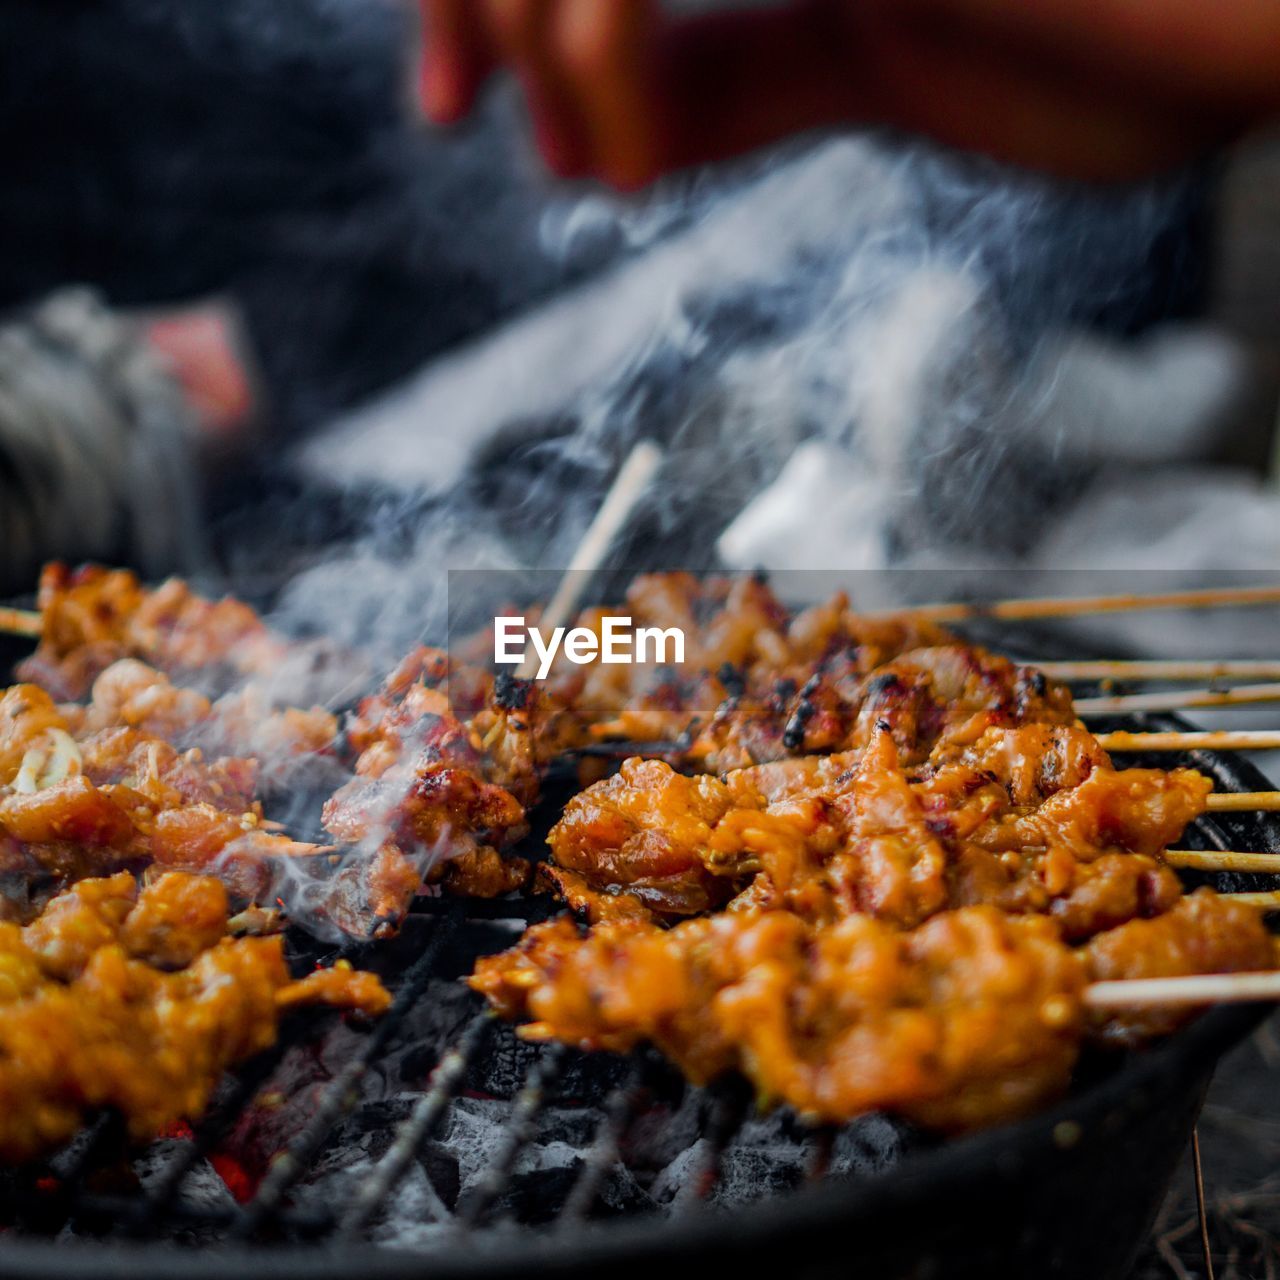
<box><xmin>418</xmin><ymin>0</ymin><xmax>1280</xmax><ymax>186</ymax></box>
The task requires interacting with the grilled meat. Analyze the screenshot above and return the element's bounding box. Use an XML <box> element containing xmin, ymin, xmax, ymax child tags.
<box><xmin>472</xmin><ymin>905</ymin><xmax>1087</xmax><ymax>1132</ymax></box>
<box><xmin>16</xmin><ymin>564</ymin><xmax>290</xmax><ymax>700</ymax></box>
<box><xmin>544</xmin><ymin>728</ymin><xmax>1205</xmax><ymax>938</ymax></box>
<box><xmin>0</xmin><ymin>871</ymin><xmax>388</xmax><ymax>1163</ymax></box>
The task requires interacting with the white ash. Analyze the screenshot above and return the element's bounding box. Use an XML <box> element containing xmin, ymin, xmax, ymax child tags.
<box><xmin>130</xmin><ymin>1139</ymin><xmax>238</xmax><ymax>1214</ymax></box>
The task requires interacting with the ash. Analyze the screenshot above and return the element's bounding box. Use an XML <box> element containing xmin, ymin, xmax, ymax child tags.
<box><xmin>271</xmin><ymin>960</ymin><xmax>916</xmax><ymax>1247</ymax></box>
<box><xmin>58</xmin><ymin>926</ymin><xmax>917</xmax><ymax>1251</ymax></box>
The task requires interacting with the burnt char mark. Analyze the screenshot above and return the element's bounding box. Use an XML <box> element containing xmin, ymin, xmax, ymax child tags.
<box><xmin>494</xmin><ymin>672</ymin><xmax>533</xmax><ymax>711</ymax></box>
<box><xmin>783</xmin><ymin>696</ymin><xmax>819</xmax><ymax>751</ymax></box>
<box><xmin>717</xmin><ymin>663</ymin><xmax>746</xmax><ymax>699</ymax></box>
<box><xmin>865</xmin><ymin>672</ymin><xmax>902</xmax><ymax>697</ymax></box>
<box><xmin>1012</xmin><ymin>666</ymin><xmax>1050</xmax><ymax>718</ymax></box>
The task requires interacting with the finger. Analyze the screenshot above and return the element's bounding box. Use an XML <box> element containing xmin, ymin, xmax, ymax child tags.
<box><xmin>474</xmin><ymin>0</ymin><xmax>589</xmax><ymax>175</ymax></box>
<box><xmin>548</xmin><ymin>0</ymin><xmax>664</xmax><ymax>189</ymax></box>
<box><xmin>419</xmin><ymin>0</ymin><xmax>497</xmax><ymax>122</ymax></box>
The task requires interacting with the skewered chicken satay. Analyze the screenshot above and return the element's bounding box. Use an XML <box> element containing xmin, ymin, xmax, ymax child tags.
<box><xmin>71</xmin><ymin>659</ymin><xmax>342</xmax><ymax>802</ymax></box>
<box><xmin>322</xmin><ymin>656</ymin><xmax>554</xmax><ymax>924</ymax></box>
<box><xmin>15</xmin><ymin>564</ymin><xmax>366</xmax><ymax>711</ymax></box>
<box><xmin>564</xmin><ymin>574</ymin><xmax>1067</xmax><ymax>772</ymax></box>
<box><xmin>545</xmin><ymin>727</ymin><xmax>1209</xmax><ymax>940</ymax></box>
<box><xmin>0</xmin><ymin>777</ymin><xmax>328</xmax><ymax>902</ymax></box>
<box><xmin>0</xmin><ymin>871</ymin><xmax>389</xmax><ymax>1164</ymax></box>
<box><xmin>658</xmin><ymin>642</ymin><xmax>1076</xmax><ymax>774</ymax></box>
<box><xmin>1</xmin><ymin>683</ymin><xmax>327</xmax><ymax>905</ymax></box>
<box><xmin>547</xmin><ymin>757</ymin><xmax>746</xmax><ymax>919</ymax></box>
<box><xmin>471</xmin><ymin>888</ymin><xmax>1274</xmax><ymax>1133</ymax></box>
<box><xmin>16</xmin><ymin>564</ymin><xmax>290</xmax><ymax>700</ymax></box>
<box><xmin>473</xmin><ymin>905</ymin><xmax>1087</xmax><ymax>1132</ymax></box>
<box><xmin>1084</xmin><ymin>891</ymin><xmax>1280</xmax><ymax>1044</ymax></box>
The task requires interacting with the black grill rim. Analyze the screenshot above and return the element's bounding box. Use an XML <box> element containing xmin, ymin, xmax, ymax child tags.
<box><xmin>0</xmin><ymin>709</ymin><xmax>1274</xmax><ymax>1278</ymax></box>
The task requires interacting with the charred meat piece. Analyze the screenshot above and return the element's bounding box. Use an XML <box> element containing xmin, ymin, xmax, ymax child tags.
<box><xmin>0</xmin><ymin>871</ymin><xmax>389</xmax><ymax>1163</ymax></box>
<box><xmin>1085</xmin><ymin>890</ymin><xmax>1279</xmax><ymax>1044</ymax></box>
<box><xmin>547</xmin><ymin>757</ymin><xmax>743</xmax><ymax>918</ymax></box>
<box><xmin>472</xmin><ymin>905</ymin><xmax>1086</xmax><ymax>1133</ymax></box>
<box><xmin>544</xmin><ymin>731</ymin><xmax>1210</xmax><ymax>940</ymax></box>
<box><xmin>16</xmin><ymin>564</ymin><xmax>290</xmax><ymax>699</ymax></box>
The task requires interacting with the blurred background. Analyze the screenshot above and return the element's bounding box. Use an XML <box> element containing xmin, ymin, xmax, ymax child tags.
<box><xmin>4</xmin><ymin>3</ymin><xmax>1280</xmax><ymax>1274</ymax></box>
<box><xmin>3</xmin><ymin>0</ymin><xmax>1280</xmax><ymax>623</ymax></box>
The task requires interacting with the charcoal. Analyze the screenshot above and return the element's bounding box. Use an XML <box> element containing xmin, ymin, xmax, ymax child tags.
<box><xmin>710</xmin><ymin>1144</ymin><xmax>805</xmax><ymax>1207</ymax></box>
<box><xmin>829</xmin><ymin>1113</ymin><xmax>916</xmax><ymax>1178</ymax></box>
<box><xmin>624</xmin><ymin>1094</ymin><xmax>706</xmax><ymax>1176</ymax></box>
<box><xmin>649</xmin><ymin>1139</ymin><xmax>709</xmax><ymax>1206</ymax></box>
<box><xmin>131</xmin><ymin>1140</ymin><xmax>238</xmax><ymax>1215</ymax></box>
<box><xmin>368</xmin><ymin>1166</ymin><xmax>457</xmax><ymax>1250</ymax></box>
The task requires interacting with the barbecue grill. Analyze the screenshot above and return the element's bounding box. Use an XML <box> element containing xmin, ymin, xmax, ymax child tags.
<box><xmin>0</xmin><ymin>622</ymin><xmax>1276</xmax><ymax>1280</ymax></box>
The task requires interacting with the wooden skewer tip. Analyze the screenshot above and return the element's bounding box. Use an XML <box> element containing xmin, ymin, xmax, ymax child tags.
<box><xmin>1077</xmin><ymin>682</ymin><xmax>1280</xmax><ymax>717</ymax></box>
<box><xmin>877</xmin><ymin>584</ymin><xmax>1280</xmax><ymax>625</ymax></box>
<box><xmin>1085</xmin><ymin>971</ymin><xmax>1280</xmax><ymax>1009</ymax></box>
<box><xmin>0</xmin><ymin>606</ymin><xmax>41</xmax><ymax>638</ymax></box>
<box><xmin>516</xmin><ymin>441</ymin><xmax>664</xmax><ymax>680</ymax></box>
<box><xmin>1206</xmin><ymin>792</ymin><xmax>1280</xmax><ymax>813</ymax></box>
<box><xmin>1098</xmin><ymin>730</ymin><xmax>1280</xmax><ymax>753</ymax></box>
<box><xmin>1165</xmin><ymin>850</ymin><xmax>1280</xmax><ymax>872</ymax></box>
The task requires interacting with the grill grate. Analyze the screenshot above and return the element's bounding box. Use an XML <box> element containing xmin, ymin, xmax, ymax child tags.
<box><xmin>230</xmin><ymin>904</ymin><xmax>466</xmax><ymax>1241</ymax></box>
<box><xmin>336</xmin><ymin>1012</ymin><xmax>494</xmax><ymax>1238</ymax></box>
<box><xmin>0</xmin><ymin>902</ymin><xmax>828</xmax><ymax>1246</ymax></box>
<box><xmin>0</xmin><ymin>712</ymin><xmax>1277</xmax><ymax>1254</ymax></box>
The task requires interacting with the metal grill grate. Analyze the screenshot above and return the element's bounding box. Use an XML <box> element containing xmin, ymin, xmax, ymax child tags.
<box><xmin>0</xmin><ymin>712</ymin><xmax>1277</xmax><ymax>1255</ymax></box>
<box><xmin>0</xmin><ymin>898</ymin><xmax>846</xmax><ymax>1245</ymax></box>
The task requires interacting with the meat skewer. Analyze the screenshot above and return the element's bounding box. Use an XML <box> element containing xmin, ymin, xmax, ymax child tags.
<box><xmin>698</xmin><ymin>848</ymin><xmax>1280</xmax><ymax>875</ymax></box>
<box><xmin>0</xmin><ymin>871</ymin><xmax>390</xmax><ymax>1163</ymax></box>
<box><xmin>22</xmin><ymin>578</ymin><xmax>1276</xmax><ymax>639</ymax></box>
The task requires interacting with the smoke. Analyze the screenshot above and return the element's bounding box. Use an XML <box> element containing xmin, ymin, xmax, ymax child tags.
<box><xmin>214</xmin><ymin>109</ymin><xmax>1221</xmax><ymax>934</ymax></box>
<box><xmin>286</xmin><ymin>127</ymin><xmax>1210</xmax><ymax>596</ymax></box>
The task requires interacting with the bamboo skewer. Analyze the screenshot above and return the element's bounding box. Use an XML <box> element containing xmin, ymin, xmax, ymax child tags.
<box><xmin>1205</xmin><ymin>792</ymin><xmax>1280</xmax><ymax>813</ymax></box>
<box><xmin>874</xmin><ymin>584</ymin><xmax>1280</xmax><ymax>624</ymax></box>
<box><xmin>1219</xmin><ymin>890</ymin><xmax>1280</xmax><ymax>909</ymax></box>
<box><xmin>1041</xmin><ymin>659</ymin><xmax>1280</xmax><ymax>683</ymax></box>
<box><xmin>1164</xmin><ymin>850</ymin><xmax>1280</xmax><ymax>872</ymax></box>
<box><xmin>1075</xmin><ymin>683</ymin><xmax>1280</xmax><ymax>716</ymax></box>
<box><xmin>4</xmin><ymin>579</ymin><xmax>1280</xmax><ymax>641</ymax></box>
<box><xmin>1098</xmin><ymin>730</ymin><xmax>1280</xmax><ymax>753</ymax></box>
<box><xmin>1085</xmin><ymin>971</ymin><xmax>1280</xmax><ymax>1009</ymax></box>
<box><xmin>0</xmin><ymin>606</ymin><xmax>40</xmax><ymax>638</ymax></box>
<box><xmin>516</xmin><ymin>441</ymin><xmax>664</xmax><ymax>681</ymax></box>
